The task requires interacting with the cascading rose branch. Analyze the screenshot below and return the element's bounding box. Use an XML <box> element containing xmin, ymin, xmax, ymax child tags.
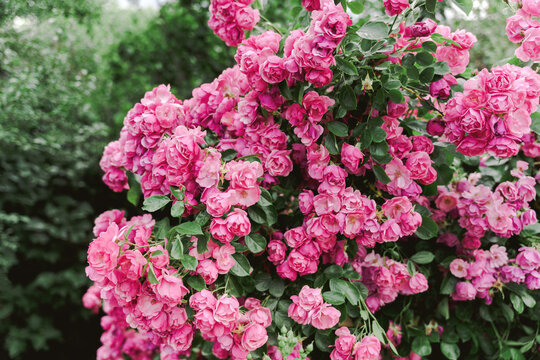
<box><xmin>86</xmin><ymin>0</ymin><xmax>540</xmax><ymax>359</ymax></box>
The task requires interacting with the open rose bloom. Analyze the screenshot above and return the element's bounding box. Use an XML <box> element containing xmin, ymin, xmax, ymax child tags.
<box><xmin>85</xmin><ymin>1</ymin><xmax>540</xmax><ymax>359</ymax></box>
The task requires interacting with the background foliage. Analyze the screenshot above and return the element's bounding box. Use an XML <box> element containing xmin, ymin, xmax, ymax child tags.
<box><xmin>0</xmin><ymin>0</ymin><xmax>523</xmax><ymax>358</ymax></box>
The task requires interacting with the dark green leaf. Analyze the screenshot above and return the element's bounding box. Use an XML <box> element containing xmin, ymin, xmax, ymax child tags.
<box><xmin>180</xmin><ymin>254</ymin><xmax>198</xmax><ymax>271</ymax></box>
<box><xmin>336</xmin><ymin>57</ymin><xmax>358</xmax><ymax>76</ymax></box>
<box><xmin>434</xmin><ymin>62</ymin><xmax>451</xmax><ymax>75</ymax></box>
<box><xmin>127</xmin><ymin>173</ymin><xmax>141</xmax><ymax>206</ymax></box>
<box><xmin>195</xmin><ymin>211</ymin><xmax>211</xmax><ymax>227</ymax></box>
<box><xmin>371</xmin><ymin>127</ymin><xmax>387</xmax><ymax>143</ymax></box>
<box><xmin>348</xmin><ymin>0</ymin><xmax>364</xmax><ymax>14</ymax></box>
<box><xmin>142</xmin><ymin>195</ymin><xmax>171</xmax><ymax>212</ymax></box>
<box><xmin>170</xmin><ymin>238</ymin><xmax>183</xmax><ymax>259</ymax></box>
<box><xmin>425</xmin><ymin>0</ymin><xmax>437</xmax><ymax>13</ymax></box>
<box><xmin>373</xmin><ymin>164</ymin><xmax>391</xmax><ymax>184</ymax></box>
<box><xmin>441</xmin><ymin>342</ymin><xmax>460</xmax><ymax>360</ymax></box>
<box><xmin>170</xmin><ymin>222</ymin><xmax>203</xmax><ymax>236</ymax></box>
<box><xmin>325</xmin><ymin>133</ymin><xmax>340</xmax><ymax>155</ymax></box>
<box><xmin>245</xmin><ymin>233</ymin><xmax>267</xmax><ymax>253</ymax></box>
<box><xmin>420</xmin><ymin>67</ymin><xmax>435</xmax><ymax>82</ymax></box>
<box><xmin>412</xmin><ymin>336</ymin><xmax>432</xmax><ymax>356</ymax></box>
<box><xmin>329</xmin><ymin>279</ymin><xmax>360</xmax><ymax>305</ymax></box>
<box><xmin>370</xmin><ymin>141</ymin><xmax>392</xmax><ymax>164</ymax></box>
<box><xmin>324</xmin><ymin>265</ymin><xmax>344</xmax><ymax>279</ymax></box>
<box><xmin>187</xmin><ymin>275</ymin><xmax>206</xmax><ymax>291</ymax></box>
<box><xmin>340</xmin><ymin>85</ymin><xmax>357</xmax><ymax>110</ymax></box>
<box><xmin>531</xmin><ymin>111</ymin><xmax>540</xmax><ymax>135</ymax></box>
<box><xmin>415</xmin><ymin>216</ymin><xmax>439</xmax><ymax>240</ymax></box>
<box><xmin>147</xmin><ymin>263</ymin><xmax>159</xmax><ymax>284</ymax></box>
<box><xmin>410</xmin><ymin>251</ymin><xmax>435</xmax><ymax>264</ymax></box>
<box><xmin>230</xmin><ymin>254</ymin><xmax>252</xmax><ymax>277</ymax></box>
<box><xmin>416</xmin><ymin>52</ymin><xmax>435</xmax><ymax>66</ymax></box>
<box><xmin>278</xmin><ymin>80</ymin><xmax>293</xmax><ymax>100</ymax></box>
<box><xmin>269</xmin><ymin>278</ymin><xmax>285</xmax><ymax>297</ymax></box>
<box><xmin>197</xmin><ymin>233</ymin><xmax>209</xmax><ymax>254</ymax></box>
<box><xmin>170</xmin><ymin>185</ymin><xmax>185</xmax><ymax>200</ymax></box>
<box><xmin>323</xmin><ymin>291</ymin><xmax>345</xmax><ymax>305</ymax></box>
<box><xmin>254</xmin><ymin>272</ymin><xmax>272</xmax><ymax>292</ymax></box>
<box><xmin>327</xmin><ymin>121</ymin><xmax>349</xmax><ymax>137</ymax></box>
<box><xmin>510</xmin><ymin>293</ymin><xmax>524</xmax><ymax>313</ymax></box>
<box><xmin>247</xmin><ymin>206</ymin><xmax>266</xmax><ymax>224</ymax></box>
<box><xmin>440</xmin><ymin>276</ymin><xmax>458</xmax><ymax>295</ymax></box>
<box><xmin>258</xmin><ymin>187</ymin><xmax>273</xmax><ymax>207</ymax></box>
<box><xmin>222</xmin><ymin>149</ymin><xmax>238</xmax><ymax>162</ymax></box>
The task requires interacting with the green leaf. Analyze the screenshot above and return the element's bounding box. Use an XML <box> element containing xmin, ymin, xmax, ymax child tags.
<box><xmin>324</xmin><ymin>265</ymin><xmax>344</xmax><ymax>279</ymax></box>
<box><xmin>410</xmin><ymin>251</ymin><xmax>435</xmax><ymax>264</ymax></box>
<box><xmin>440</xmin><ymin>276</ymin><xmax>458</xmax><ymax>295</ymax></box>
<box><xmin>371</xmin><ymin>127</ymin><xmax>387</xmax><ymax>143</ymax></box>
<box><xmin>388</xmin><ymin>89</ymin><xmax>404</xmax><ymax>104</ymax></box>
<box><xmin>278</xmin><ymin>80</ymin><xmax>293</xmax><ymax>100</ymax></box>
<box><xmin>357</xmin><ymin>21</ymin><xmax>388</xmax><ymax>40</ymax></box>
<box><xmin>197</xmin><ymin>233</ymin><xmax>209</xmax><ymax>254</ymax></box>
<box><xmin>245</xmin><ymin>233</ymin><xmax>267</xmax><ymax>253</ymax></box>
<box><xmin>254</xmin><ymin>272</ymin><xmax>272</xmax><ymax>292</ymax></box>
<box><xmin>154</xmin><ymin>218</ymin><xmax>170</xmax><ymax>240</ymax></box>
<box><xmin>348</xmin><ymin>0</ymin><xmax>364</xmax><ymax>14</ymax></box>
<box><xmin>170</xmin><ymin>237</ymin><xmax>184</xmax><ymax>259</ymax></box>
<box><xmin>416</xmin><ymin>52</ymin><xmax>435</xmax><ymax>66</ymax></box>
<box><xmin>329</xmin><ymin>279</ymin><xmax>360</xmax><ymax>305</ymax></box>
<box><xmin>187</xmin><ymin>275</ymin><xmax>206</xmax><ymax>291</ymax></box>
<box><xmin>370</xmin><ymin>141</ymin><xmax>392</xmax><ymax>164</ymax></box>
<box><xmin>510</xmin><ymin>293</ymin><xmax>524</xmax><ymax>313</ymax></box>
<box><xmin>269</xmin><ymin>278</ymin><xmax>285</xmax><ymax>297</ymax></box>
<box><xmin>170</xmin><ymin>222</ymin><xmax>203</xmax><ymax>236</ymax></box>
<box><xmin>170</xmin><ymin>185</ymin><xmax>185</xmax><ymax>200</ymax></box>
<box><xmin>434</xmin><ymin>61</ymin><xmax>451</xmax><ymax>75</ymax></box>
<box><xmin>373</xmin><ymin>165</ymin><xmax>391</xmax><ymax>184</ymax></box>
<box><xmin>258</xmin><ymin>187</ymin><xmax>273</xmax><ymax>207</ymax></box>
<box><xmin>248</xmin><ymin>206</ymin><xmax>267</xmax><ymax>224</ymax></box>
<box><xmin>412</xmin><ymin>336</ymin><xmax>432</xmax><ymax>357</ymax></box>
<box><xmin>340</xmin><ymin>85</ymin><xmax>357</xmax><ymax>110</ymax></box>
<box><xmin>531</xmin><ymin>111</ymin><xmax>540</xmax><ymax>135</ymax></box>
<box><xmin>325</xmin><ymin>133</ymin><xmax>340</xmax><ymax>155</ymax></box>
<box><xmin>336</xmin><ymin>57</ymin><xmax>358</xmax><ymax>76</ymax></box>
<box><xmin>327</xmin><ymin>121</ymin><xmax>349</xmax><ymax>137</ymax></box>
<box><xmin>262</xmin><ymin>205</ymin><xmax>277</xmax><ymax>226</ymax></box>
<box><xmin>438</xmin><ymin>298</ymin><xmax>450</xmax><ymax>320</ymax></box>
<box><xmin>180</xmin><ymin>254</ymin><xmax>198</xmax><ymax>271</ymax></box>
<box><xmin>222</xmin><ymin>148</ymin><xmax>238</xmax><ymax>162</ymax></box>
<box><xmin>171</xmin><ymin>201</ymin><xmax>185</xmax><ymax>217</ymax></box>
<box><xmin>420</xmin><ymin>67</ymin><xmax>435</xmax><ymax>82</ymax></box>
<box><xmin>441</xmin><ymin>342</ymin><xmax>460</xmax><ymax>360</ymax></box>
<box><xmin>142</xmin><ymin>195</ymin><xmax>171</xmax><ymax>212</ymax></box>
<box><xmin>230</xmin><ymin>254</ymin><xmax>252</xmax><ymax>277</ymax></box>
<box><xmin>127</xmin><ymin>173</ymin><xmax>141</xmax><ymax>206</ymax></box>
<box><xmin>425</xmin><ymin>0</ymin><xmax>437</xmax><ymax>13</ymax></box>
<box><xmin>323</xmin><ymin>291</ymin><xmax>346</xmax><ymax>305</ymax></box>
<box><xmin>415</xmin><ymin>216</ymin><xmax>439</xmax><ymax>240</ymax></box>
<box><xmin>451</xmin><ymin>0</ymin><xmax>473</xmax><ymax>15</ymax></box>
<box><xmin>195</xmin><ymin>211</ymin><xmax>211</xmax><ymax>226</ymax></box>
<box><xmin>147</xmin><ymin>263</ymin><xmax>159</xmax><ymax>284</ymax></box>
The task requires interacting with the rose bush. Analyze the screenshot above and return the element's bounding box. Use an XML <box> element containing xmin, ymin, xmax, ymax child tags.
<box><xmin>84</xmin><ymin>0</ymin><xmax>540</xmax><ymax>359</ymax></box>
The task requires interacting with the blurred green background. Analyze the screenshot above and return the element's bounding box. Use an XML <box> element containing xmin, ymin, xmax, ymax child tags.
<box><xmin>0</xmin><ymin>0</ymin><xmax>513</xmax><ymax>358</ymax></box>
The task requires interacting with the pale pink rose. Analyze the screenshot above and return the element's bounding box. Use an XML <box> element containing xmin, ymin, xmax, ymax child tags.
<box><xmin>302</xmin><ymin>91</ymin><xmax>335</xmax><ymax>122</ymax></box>
<box><xmin>298</xmin><ymin>285</ymin><xmax>323</xmax><ymax>311</ymax></box>
<box><xmin>506</xmin><ymin>11</ymin><xmax>540</xmax><ymax>43</ymax></box>
<box><xmin>516</xmin><ymin>247</ymin><xmax>540</xmax><ymax>271</ymax></box>
<box><xmin>196</xmin><ymin>259</ymin><xmax>219</xmax><ymax>285</ymax></box>
<box><xmin>93</xmin><ymin>209</ymin><xmax>126</xmax><ymax>237</ymax></box>
<box><xmin>435</xmin><ymin>46</ymin><xmax>469</xmax><ymax>75</ymax></box>
<box><xmin>284</xmin><ymin>227</ymin><xmax>308</xmax><ymax>248</ymax></box>
<box><xmin>311</xmin><ymin>303</ymin><xmax>341</xmax><ymax>329</ymax></box>
<box><xmin>435</xmin><ymin>191</ymin><xmax>459</xmax><ymax>212</ymax></box>
<box><xmin>522</xmin><ymin>0</ymin><xmax>540</xmax><ymax>17</ymax></box>
<box><xmin>505</xmin><ymin>109</ymin><xmax>531</xmax><ymax>137</ymax></box>
<box><xmin>382</xmin><ymin>196</ymin><xmax>412</xmax><ymax>219</ymax></box>
<box><xmin>265</xmin><ymin>150</ymin><xmax>293</xmax><ymax>177</ymax></box>
<box><xmin>385</xmin><ymin>159</ymin><xmax>412</xmax><ymax>189</ymax></box>
<box><xmin>381</xmin><ymin>219</ymin><xmax>403</xmax><ymax>242</ymax></box>
<box><xmin>449</xmin><ymin>258</ymin><xmax>469</xmax><ymax>278</ymax></box>
<box><xmin>196</xmin><ymin>150</ymin><xmax>222</xmax><ymax>188</ymax></box>
<box><xmin>241</xmin><ymin>323</ymin><xmax>268</xmax><ymax>351</ymax></box>
<box><xmin>408</xmin><ymin>273</ymin><xmax>429</xmax><ymax>293</ymax></box>
<box><xmin>189</xmin><ymin>289</ymin><xmax>217</xmax><ymax>311</ymax></box>
<box><xmin>516</xmin><ymin>27</ymin><xmax>540</xmax><ymax>62</ymax></box>
<box><xmin>288</xmin><ymin>296</ymin><xmax>310</xmax><ymax>324</ymax></box>
<box><xmin>310</xmin><ymin>1</ymin><xmax>352</xmax><ymax>41</ymax></box>
<box><xmin>167</xmin><ymin>324</ymin><xmax>194</xmax><ymax>352</ymax></box>
<box><xmin>87</xmin><ymin>223</ymin><xmax>121</xmax><ymax>279</ymax></box>
<box><xmin>246</xmin><ymin>307</ymin><xmax>272</xmax><ymax>327</ymax></box>
<box><xmin>235</xmin><ymin>6</ymin><xmax>260</xmax><ymax>30</ymax></box>
<box><xmin>213</xmin><ymin>244</ymin><xmax>236</xmax><ymax>274</ymax></box>
<box><xmin>117</xmin><ymin>250</ymin><xmax>146</xmax><ymax>280</ymax></box>
<box><xmin>353</xmin><ymin>336</ymin><xmax>381</xmax><ymax>360</ymax></box>
<box><xmin>205</xmin><ymin>189</ymin><xmax>232</xmax><ymax>218</ymax></box>
<box><xmin>452</xmin><ymin>281</ymin><xmax>476</xmax><ymax>300</ymax></box>
<box><xmin>213</xmin><ymin>295</ymin><xmax>240</xmax><ymax>326</ymax></box>
<box><xmin>210</xmin><ymin>218</ymin><xmax>235</xmax><ymax>243</ymax></box>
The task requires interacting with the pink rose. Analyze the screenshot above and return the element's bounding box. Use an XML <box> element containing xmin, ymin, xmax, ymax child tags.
<box><xmin>452</xmin><ymin>281</ymin><xmax>476</xmax><ymax>300</ymax></box>
<box><xmin>298</xmin><ymin>285</ymin><xmax>323</xmax><ymax>311</ymax></box>
<box><xmin>284</xmin><ymin>227</ymin><xmax>308</xmax><ymax>248</ymax></box>
<box><xmin>353</xmin><ymin>336</ymin><xmax>381</xmax><ymax>360</ymax></box>
<box><xmin>302</xmin><ymin>0</ymin><xmax>322</xmax><ymax>11</ymax></box>
<box><xmin>408</xmin><ymin>273</ymin><xmax>429</xmax><ymax>294</ymax></box>
<box><xmin>298</xmin><ymin>190</ymin><xmax>315</xmax><ymax>214</ymax></box>
<box><xmin>429</xmin><ymin>78</ymin><xmax>451</xmax><ymax>99</ymax></box>
<box><xmin>213</xmin><ymin>295</ymin><xmax>240</xmax><ymax>326</ymax></box>
<box><xmin>383</xmin><ymin>0</ymin><xmax>409</xmax><ymax>16</ymax></box>
<box><xmin>246</xmin><ymin>307</ymin><xmax>272</xmax><ymax>327</ymax></box>
<box><xmin>449</xmin><ymin>258</ymin><xmax>469</xmax><ymax>278</ymax></box>
<box><xmin>196</xmin><ymin>259</ymin><xmax>219</xmax><ymax>285</ymax></box>
<box><xmin>341</xmin><ymin>143</ymin><xmax>364</xmax><ymax>173</ymax></box>
<box><xmin>267</xmin><ymin>240</ymin><xmax>287</xmax><ymax>265</ymax></box>
<box><xmin>87</xmin><ymin>223</ymin><xmax>121</xmax><ymax>279</ymax></box>
<box><xmin>506</xmin><ymin>11</ymin><xmax>540</xmax><ymax>43</ymax></box>
<box><xmin>435</xmin><ymin>46</ymin><xmax>469</xmax><ymax>75</ymax></box>
<box><xmin>522</xmin><ymin>0</ymin><xmax>540</xmax><ymax>16</ymax></box>
<box><xmin>235</xmin><ymin>6</ymin><xmax>260</xmax><ymax>30</ymax></box>
<box><xmin>226</xmin><ymin>208</ymin><xmax>251</xmax><ymax>237</ymax></box>
<box><xmin>311</xmin><ymin>303</ymin><xmax>341</xmax><ymax>329</ymax></box>
<box><xmin>189</xmin><ymin>289</ymin><xmax>217</xmax><ymax>311</ymax></box>
<box><xmin>303</xmin><ymin>91</ymin><xmax>335</xmax><ymax>122</ymax></box>
<box><xmin>213</xmin><ymin>244</ymin><xmax>236</xmax><ymax>274</ymax></box>
<box><xmin>516</xmin><ymin>27</ymin><xmax>540</xmax><ymax>62</ymax></box>
<box><xmin>265</xmin><ymin>150</ymin><xmax>293</xmax><ymax>177</ymax></box>
<box><xmin>156</xmin><ymin>270</ymin><xmax>189</xmax><ymax>304</ymax></box>
<box><xmin>204</xmin><ymin>189</ymin><xmax>232</xmax><ymax>218</ymax></box>
<box><xmin>404</xmin><ymin>19</ymin><xmax>437</xmax><ymax>38</ymax></box>
<box><xmin>93</xmin><ymin>209</ymin><xmax>125</xmax><ymax>237</ymax></box>
<box><xmin>310</xmin><ymin>2</ymin><xmax>351</xmax><ymax>41</ymax></box>
<box><xmin>505</xmin><ymin>109</ymin><xmax>531</xmax><ymax>137</ymax></box>
<box><xmin>210</xmin><ymin>218</ymin><xmax>235</xmax><ymax>243</ymax></box>
<box><xmin>241</xmin><ymin>323</ymin><xmax>268</xmax><ymax>351</ymax></box>
<box><xmin>117</xmin><ymin>250</ymin><xmax>146</xmax><ymax>280</ymax></box>
<box><xmin>260</xmin><ymin>55</ymin><xmax>287</xmax><ymax>84</ymax></box>
<box><xmin>516</xmin><ymin>247</ymin><xmax>540</xmax><ymax>271</ymax></box>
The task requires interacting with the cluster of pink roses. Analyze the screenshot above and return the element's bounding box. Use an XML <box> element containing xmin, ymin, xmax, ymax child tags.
<box><xmin>506</xmin><ymin>0</ymin><xmax>540</xmax><ymax>62</ymax></box>
<box><xmin>441</xmin><ymin>64</ymin><xmax>540</xmax><ymax>158</ymax></box>
<box><xmin>190</xmin><ymin>291</ymin><xmax>271</xmax><ymax>359</ymax></box>
<box><xmin>434</xmin><ymin>164</ymin><xmax>537</xmax><ymax>244</ymax></box>
<box><xmin>392</xmin><ymin>22</ymin><xmax>477</xmax><ymax>76</ymax></box>
<box><xmin>288</xmin><ymin>285</ymin><xmax>341</xmax><ymax>329</ymax></box>
<box><xmin>450</xmin><ymin>245</ymin><xmax>540</xmax><ymax>303</ymax></box>
<box><xmin>234</xmin><ymin>0</ymin><xmax>351</xmax><ymax>89</ymax></box>
<box><xmin>100</xmin><ymin>85</ymin><xmax>183</xmax><ymax>193</ymax></box>
<box><xmin>330</xmin><ymin>327</ymin><xmax>381</xmax><ymax>360</ymax></box>
<box><xmin>83</xmin><ymin>289</ymin><xmax>158</xmax><ymax>360</ymax></box>
<box><xmin>351</xmin><ymin>251</ymin><xmax>429</xmax><ymax>312</ymax></box>
<box><xmin>85</xmin><ymin>212</ymin><xmax>202</xmax><ymax>360</ymax></box>
<box><xmin>208</xmin><ymin>0</ymin><xmax>260</xmax><ymax>47</ymax></box>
